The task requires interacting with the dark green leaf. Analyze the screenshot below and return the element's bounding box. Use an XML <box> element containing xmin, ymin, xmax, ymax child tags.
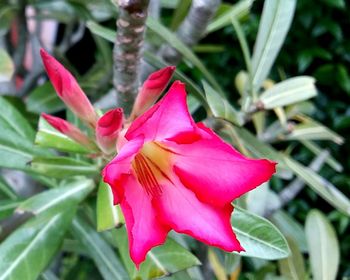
<box><xmin>71</xmin><ymin>216</ymin><xmax>128</xmax><ymax>280</ymax></box>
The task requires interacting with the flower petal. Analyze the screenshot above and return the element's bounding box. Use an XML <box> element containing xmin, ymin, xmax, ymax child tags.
<box><xmin>154</xmin><ymin>175</ymin><xmax>243</xmax><ymax>252</ymax></box>
<box><xmin>125</xmin><ymin>81</ymin><xmax>195</xmax><ymax>142</ymax></box>
<box><xmin>102</xmin><ymin>136</ymin><xmax>144</xmax><ymax>204</ymax></box>
<box><xmin>165</xmin><ymin>123</ymin><xmax>276</xmax><ymax>207</ymax></box>
<box><xmin>120</xmin><ymin>175</ymin><xmax>169</xmax><ymax>267</ymax></box>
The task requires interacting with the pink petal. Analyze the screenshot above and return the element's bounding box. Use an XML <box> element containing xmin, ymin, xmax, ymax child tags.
<box><xmin>131</xmin><ymin>66</ymin><xmax>176</xmax><ymax>118</ymax></box>
<box><xmin>119</xmin><ymin>175</ymin><xmax>169</xmax><ymax>267</ymax></box>
<box><xmin>102</xmin><ymin>136</ymin><xmax>144</xmax><ymax>204</ymax></box>
<box><xmin>164</xmin><ymin>123</ymin><xmax>276</xmax><ymax>207</ymax></box>
<box><xmin>40</xmin><ymin>48</ymin><xmax>97</xmax><ymax>128</ymax></box>
<box><xmin>96</xmin><ymin>108</ymin><xmax>123</xmax><ymax>154</ymax></box>
<box><xmin>154</xmin><ymin>175</ymin><xmax>243</xmax><ymax>252</ymax></box>
<box><xmin>125</xmin><ymin>81</ymin><xmax>195</xmax><ymax>142</ymax></box>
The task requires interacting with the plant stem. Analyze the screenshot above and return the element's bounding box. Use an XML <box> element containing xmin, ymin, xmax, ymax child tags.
<box><xmin>158</xmin><ymin>0</ymin><xmax>221</xmax><ymax>65</ymax></box>
<box><xmin>113</xmin><ymin>0</ymin><xmax>150</xmax><ymax>116</ymax></box>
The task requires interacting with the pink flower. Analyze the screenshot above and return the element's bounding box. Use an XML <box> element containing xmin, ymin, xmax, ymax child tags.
<box><xmin>131</xmin><ymin>66</ymin><xmax>175</xmax><ymax>119</ymax></box>
<box><xmin>102</xmin><ymin>81</ymin><xmax>276</xmax><ymax>267</ymax></box>
<box><xmin>41</xmin><ymin>113</ymin><xmax>94</xmax><ymax>148</ymax></box>
<box><xmin>96</xmin><ymin>108</ymin><xmax>124</xmax><ymax>154</ymax></box>
<box><xmin>40</xmin><ymin>49</ymin><xmax>98</xmax><ymax>128</ymax></box>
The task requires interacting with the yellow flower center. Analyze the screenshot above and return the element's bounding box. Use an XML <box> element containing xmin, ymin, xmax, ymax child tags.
<box><xmin>131</xmin><ymin>141</ymin><xmax>172</xmax><ymax>196</ymax></box>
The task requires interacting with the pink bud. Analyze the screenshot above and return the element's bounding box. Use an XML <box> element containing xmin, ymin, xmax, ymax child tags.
<box><xmin>96</xmin><ymin>108</ymin><xmax>123</xmax><ymax>154</ymax></box>
<box><xmin>131</xmin><ymin>66</ymin><xmax>176</xmax><ymax>119</ymax></box>
<box><xmin>40</xmin><ymin>48</ymin><xmax>98</xmax><ymax>128</ymax></box>
<box><xmin>42</xmin><ymin>113</ymin><xmax>94</xmax><ymax>148</ymax></box>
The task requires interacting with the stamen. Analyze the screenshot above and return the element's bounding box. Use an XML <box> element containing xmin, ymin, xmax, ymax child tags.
<box><xmin>132</xmin><ymin>153</ymin><xmax>162</xmax><ymax>196</ymax></box>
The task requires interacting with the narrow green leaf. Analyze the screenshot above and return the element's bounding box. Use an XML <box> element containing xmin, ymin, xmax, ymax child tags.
<box><xmin>146</xmin><ymin>17</ymin><xmax>223</xmax><ymax>93</ymax></box>
<box><xmin>232</xmin><ymin>206</ymin><xmax>290</xmax><ymax>260</ymax></box>
<box><xmin>30</xmin><ymin>157</ymin><xmax>99</xmax><ymax>178</ymax></box>
<box><xmin>170</xmin><ymin>0</ymin><xmax>191</xmax><ymax>30</ymax></box>
<box><xmin>114</xmin><ymin>226</ymin><xmax>200</xmax><ymax>279</ymax></box>
<box><xmin>259</xmin><ymin>76</ymin><xmax>317</xmax><ymax>109</ymax></box>
<box><xmin>284</xmin><ymin>156</ymin><xmax>350</xmax><ymax>216</ymax></box>
<box><xmin>251</xmin><ymin>0</ymin><xmax>296</xmax><ymax>92</ymax></box>
<box><xmin>270</xmin><ymin>210</ymin><xmax>307</xmax><ymax>253</ymax></box>
<box><xmin>203</xmin><ymin>81</ymin><xmax>244</xmax><ymax>126</ymax></box>
<box><xmin>0</xmin><ymin>209</ymin><xmax>74</xmax><ymax>280</ymax></box>
<box><xmin>0</xmin><ymin>96</ymin><xmax>35</xmax><ymax>140</ymax></box>
<box><xmin>35</xmin><ymin>117</ymin><xmax>92</xmax><ymax>154</ymax></box>
<box><xmin>96</xmin><ymin>181</ymin><xmax>122</xmax><ymax>231</ymax></box>
<box><xmin>0</xmin><ymin>176</ymin><xmax>17</xmax><ymax>200</ymax></box>
<box><xmin>286</xmin><ymin>118</ymin><xmax>344</xmax><ymax>144</ymax></box>
<box><xmin>18</xmin><ymin>178</ymin><xmax>94</xmax><ymax>215</ymax></box>
<box><xmin>278</xmin><ymin>238</ymin><xmax>306</xmax><ymax>280</ymax></box>
<box><xmin>207</xmin><ymin>0</ymin><xmax>254</xmax><ymax>33</ymax></box>
<box><xmin>305</xmin><ymin>210</ymin><xmax>340</xmax><ymax>280</ymax></box>
<box><xmin>0</xmin><ymin>48</ymin><xmax>14</xmax><ymax>82</ymax></box>
<box><xmin>0</xmin><ymin>200</ymin><xmax>21</xmax><ymax>219</ymax></box>
<box><xmin>26</xmin><ymin>82</ymin><xmax>65</xmax><ymax>114</ymax></box>
<box><xmin>301</xmin><ymin>140</ymin><xmax>343</xmax><ymax>172</ymax></box>
<box><xmin>71</xmin><ymin>217</ymin><xmax>128</xmax><ymax>280</ymax></box>
<box><xmin>0</xmin><ymin>127</ymin><xmax>50</xmax><ymax>171</ymax></box>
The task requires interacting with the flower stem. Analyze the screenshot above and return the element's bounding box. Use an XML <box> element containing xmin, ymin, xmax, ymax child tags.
<box><xmin>113</xmin><ymin>0</ymin><xmax>150</xmax><ymax>116</ymax></box>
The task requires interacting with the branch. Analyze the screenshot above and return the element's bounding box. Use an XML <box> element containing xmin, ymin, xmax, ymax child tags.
<box><xmin>12</xmin><ymin>0</ymin><xmax>28</xmax><ymax>76</ymax></box>
<box><xmin>157</xmin><ymin>0</ymin><xmax>221</xmax><ymax>65</ymax></box>
<box><xmin>113</xmin><ymin>0</ymin><xmax>150</xmax><ymax>116</ymax></box>
<box><xmin>265</xmin><ymin>150</ymin><xmax>329</xmax><ymax>217</ymax></box>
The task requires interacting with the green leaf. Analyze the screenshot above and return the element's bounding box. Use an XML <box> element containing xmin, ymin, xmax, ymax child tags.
<box><xmin>305</xmin><ymin>210</ymin><xmax>340</xmax><ymax>280</ymax></box>
<box><xmin>245</xmin><ymin>182</ymin><xmax>269</xmax><ymax>216</ymax></box>
<box><xmin>0</xmin><ymin>209</ymin><xmax>74</xmax><ymax>280</ymax></box>
<box><xmin>0</xmin><ymin>127</ymin><xmax>50</xmax><ymax>171</ymax></box>
<box><xmin>0</xmin><ymin>200</ymin><xmax>21</xmax><ymax>219</ymax></box>
<box><xmin>71</xmin><ymin>216</ymin><xmax>128</xmax><ymax>280</ymax></box>
<box><xmin>203</xmin><ymin>81</ymin><xmax>244</xmax><ymax>126</ymax></box>
<box><xmin>96</xmin><ymin>181</ymin><xmax>123</xmax><ymax>232</ymax></box>
<box><xmin>30</xmin><ymin>157</ymin><xmax>99</xmax><ymax>178</ymax></box>
<box><xmin>301</xmin><ymin>140</ymin><xmax>343</xmax><ymax>172</ymax></box>
<box><xmin>26</xmin><ymin>82</ymin><xmax>65</xmax><ymax>114</ymax></box>
<box><xmin>232</xmin><ymin>206</ymin><xmax>290</xmax><ymax>260</ymax></box>
<box><xmin>286</xmin><ymin>116</ymin><xmax>344</xmax><ymax>144</ymax></box>
<box><xmin>17</xmin><ymin>178</ymin><xmax>94</xmax><ymax>215</ymax></box>
<box><xmin>283</xmin><ymin>156</ymin><xmax>350</xmax><ymax>216</ymax></box>
<box><xmin>207</xmin><ymin>0</ymin><xmax>254</xmax><ymax>33</ymax></box>
<box><xmin>114</xmin><ymin>226</ymin><xmax>200</xmax><ymax>279</ymax></box>
<box><xmin>0</xmin><ymin>48</ymin><xmax>14</xmax><ymax>82</ymax></box>
<box><xmin>0</xmin><ymin>96</ymin><xmax>36</xmax><ymax>140</ymax></box>
<box><xmin>146</xmin><ymin>17</ymin><xmax>223</xmax><ymax>93</ymax></box>
<box><xmin>0</xmin><ymin>176</ymin><xmax>17</xmax><ymax>200</ymax></box>
<box><xmin>270</xmin><ymin>210</ymin><xmax>307</xmax><ymax>253</ymax></box>
<box><xmin>278</xmin><ymin>237</ymin><xmax>306</xmax><ymax>280</ymax></box>
<box><xmin>35</xmin><ymin>117</ymin><xmax>92</xmax><ymax>154</ymax></box>
<box><xmin>251</xmin><ymin>0</ymin><xmax>296</xmax><ymax>92</ymax></box>
<box><xmin>170</xmin><ymin>0</ymin><xmax>191</xmax><ymax>30</ymax></box>
<box><xmin>259</xmin><ymin>76</ymin><xmax>317</xmax><ymax>109</ymax></box>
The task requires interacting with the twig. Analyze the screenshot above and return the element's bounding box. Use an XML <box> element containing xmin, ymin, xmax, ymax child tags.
<box><xmin>265</xmin><ymin>150</ymin><xmax>329</xmax><ymax>217</ymax></box>
<box><xmin>12</xmin><ymin>0</ymin><xmax>28</xmax><ymax>76</ymax></box>
<box><xmin>113</xmin><ymin>0</ymin><xmax>150</xmax><ymax>116</ymax></box>
<box><xmin>157</xmin><ymin>0</ymin><xmax>221</xmax><ymax>65</ymax></box>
